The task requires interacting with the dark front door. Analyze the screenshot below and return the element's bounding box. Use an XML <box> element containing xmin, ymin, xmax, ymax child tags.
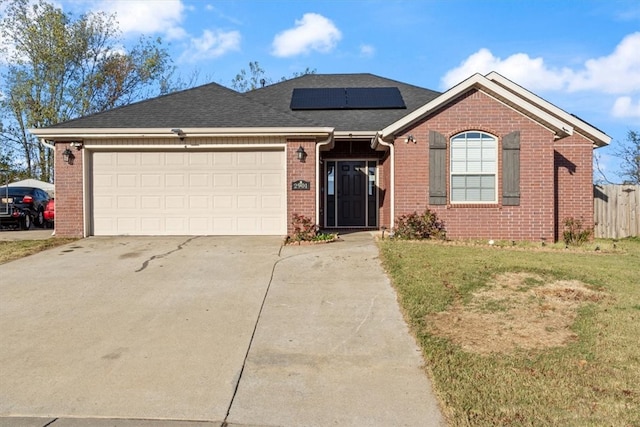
<box><xmin>325</xmin><ymin>160</ymin><xmax>377</xmax><ymax>228</ymax></box>
<box><xmin>337</xmin><ymin>161</ymin><xmax>366</xmax><ymax>226</ymax></box>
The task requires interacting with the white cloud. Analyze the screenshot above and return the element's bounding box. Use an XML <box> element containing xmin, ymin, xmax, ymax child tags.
<box><xmin>441</xmin><ymin>32</ymin><xmax>640</xmax><ymax>96</ymax></box>
<box><xmin>360</xmin><ymin>44</ymin><xmax>375</xmax><ymax>58</ymax></box>
<box><xmin>611</xmin><ymin>96</ymin><xmax>640</xmax><ymax>119</ymax></box>
<box><xmin>441</xmin><ymin>48</ymin><xmax>573</xmax><ymax>91</ymax></box>
<box><xmin>95</xmin><ymin>0</ymin><xmax>186</xmax><ymax>40</ymax></box>
<box><xmin>179</xmin><ymin>29</ymin><xmax>241</xmax><ymax>62</ymax></box>
<box><xmin>271</xmin><ymin>13</ymin><xmax>341</xmax><ymax>57</ymax></box>
<box><xmin>569</xmin><ymin>32</ymin><xmax>640</xmax><ymax>94</ymax></box>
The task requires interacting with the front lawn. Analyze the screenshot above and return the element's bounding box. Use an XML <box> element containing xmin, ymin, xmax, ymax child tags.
<box><xmin>379</xmin><ymin>238</ymin><xmax>640</xmax><ymax>426</ymax></box>
<box><xmin>0</xmin><ymin>238</ymin><xmax>77</xmax><ymax>264</ymax></box>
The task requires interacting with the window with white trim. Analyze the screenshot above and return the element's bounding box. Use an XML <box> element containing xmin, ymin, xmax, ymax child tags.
<box><xmin>450</xmin><ymin>131</ymin><xmax>497</xmax><ymax>203</ymax></box>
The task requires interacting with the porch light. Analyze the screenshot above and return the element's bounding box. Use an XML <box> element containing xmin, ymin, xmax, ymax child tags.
<box><xmin>62</xmin><ymin>148</ymin><xmax>75</xmax><ymax>164</ymax></box>
<box><xmin>296</xmin><ymin>146</ymin><xmax>307</xmax><ymax>162</ymax></box>
<box><xmin>171</xmin><ymin>128</ymin><xmax>185</xmax><ymax>140</ymax></box>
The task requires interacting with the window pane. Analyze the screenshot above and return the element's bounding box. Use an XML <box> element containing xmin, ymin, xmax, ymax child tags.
<box><xmin>451</xmin><ymin>175</ymin><xmax>466</xmax><ymax>187</ymax></box>
<box><xmin>327</xmin><ymin>163</ymin><xmax>335</xmax><ymax>196</ymax></box>
<box><xmin>466</xmin><ymin>175</ymin><xmax>481</xmax><ymax>187</ymax></box>
<box><xmin>450</xmin><ymin>132</ymin><xmax>497</xmax><ymax>203</ymax></box>
<box><xmin>467</xmin><ymin>147</ymin><xmax>482</xmax><ymax>161</ymax></box>
<box><xmin>481</xmin><ymin>188</ymin><xmax>495</xmax><ymax>201</ymax></box>
<box><xmin>481</xmin><ymin>175</ymin><xmax>495</xmax><ymax>188</ymax></box>
<box><xmin>451</xmin><ymin>160</ymin><xmax>466</xmax><ymax>173</ymax></box>
<box><xmin>482</xmin><ymin>160</ymin><xmax>496</xmax><ymax>173</ymax></box>
<box><xmin>451</xmin><ymin>188</ymin><xmax>465</xmax><ymax>201</ymax></box>
<box><xmin>482</xmin><ymin>147</ymin><xmax>496</xmax><ymax>160</ymax></box>
<box><xmin>451</xmin><ymin>147</ymin><xmax>466</xmax><ymax>161</ymax></box>
<box><xmin>466</xmin><ymin>188</ymin><xmax>481</xmax><ymax>201</ymax></box>
<box><xmin>467</xmin><ymin>161</ymin><xmax>482</xmax><ymax>173</ymax></box>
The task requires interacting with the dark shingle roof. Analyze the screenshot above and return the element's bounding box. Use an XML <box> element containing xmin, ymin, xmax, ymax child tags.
<box><xmin>245</xmin><ymin>73</ymin><xmax>441</xmax><ymax>132</ymax></box>
<box><xmin>49</xmin><ymin>82</ymin><xmax>317</xmax><ymax>129</ymax></box>
<box><xmin>47</xmin><ymin>73</ymin><xmax>441</xmax><ymax>132</ymax></box>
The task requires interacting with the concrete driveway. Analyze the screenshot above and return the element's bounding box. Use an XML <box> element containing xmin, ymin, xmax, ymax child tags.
<box><xmin>0</xmin><ymin>233</ymin><xmax>444</xmax><ymax>426</ymax></box>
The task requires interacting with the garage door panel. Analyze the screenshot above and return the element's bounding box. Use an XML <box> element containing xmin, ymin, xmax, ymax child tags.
<box><xmin>189</xmin><ymin>195</ymin><xmax>209</xmax><ymax>209</ymax></box>
<box><xmin>190</xmin><ymin>174</ymin><xmax>209</xmax><ymax>186</ymax></box>
<box><xmin>141</xmin><ymin>218</ymin><xmax>162</xmax><ymax>233</ymax></box>
<box><xmin>92</xmin><ymin>150</ymin><xmax>285</xmax><ymax>236</ymax></box>
<box><xmin>165</xmin><ymin>174</ymin><xmax>185</xmax><ymax>187</ymax></box>
<box><xmin>141</xmin><ymin>153</ymin><xmax>162</xmax><ymax>165</ymax></box>
<box><xmin>141</xmin><ymin>174</ymin><xmax>162</xmax><ymax>187</ymax></box>
<box><xmin>116</xmin><ymin>153</ymin><xmax>137</xmax><ymax>166</ymax></box>
<box><xmin>117</xmin><ymin>196</ymin><xmax>137</xmax><ymax>209</ymax></box>
<box><xmin>141</xmin><ymin>196</ymin><xmax>161</xmax><ymax>209</ymax></box>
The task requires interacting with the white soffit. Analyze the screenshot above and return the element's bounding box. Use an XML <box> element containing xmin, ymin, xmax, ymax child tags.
<box><xmin>380</xmin><ymin>73</ymin><xmax>573</xmax><ymax>140</ymax></box>
<box><xmin>486</xmin><ymin>71</ymin><xmax>611</xmax><ymax>147</ymax></box>
<box><xmin>29</xmin><ymin>127</ymin><xmax>334</xmax><ymax>140</ymax></box>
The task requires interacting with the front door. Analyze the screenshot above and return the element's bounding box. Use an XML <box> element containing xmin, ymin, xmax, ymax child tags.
<box><xmin>338</xmin><ymin>161</ymin><xmax>366</xmax><ymax>226</ymax></box>
<box><xmin>325</xmin><ymin>160</ymin><xmax>377</xmax><ymax>228</ymax></box>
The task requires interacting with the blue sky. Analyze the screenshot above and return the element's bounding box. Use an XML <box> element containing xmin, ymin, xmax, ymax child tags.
<box><xmin>12</xmin><ymin>1</ymin><xmax>640</xmax><ymax>181</ymax></box>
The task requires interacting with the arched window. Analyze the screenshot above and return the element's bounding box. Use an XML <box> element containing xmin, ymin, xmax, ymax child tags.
<box><xmin>450</xmin><ymin>131</ymin><xmax>497</xmax><ymax>203</ymax></box>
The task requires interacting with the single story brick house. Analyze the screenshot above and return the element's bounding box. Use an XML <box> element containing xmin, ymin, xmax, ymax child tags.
<box><xmin>30</xmin><ymin>72</ymin><xmax>610</xmax><ymax>241</ymax></box>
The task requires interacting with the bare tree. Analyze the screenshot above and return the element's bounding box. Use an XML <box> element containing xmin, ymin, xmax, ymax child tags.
<box><xmin>0</xmin><ymin>0</ymin><xmax>176</xmax><ymax>181</ymax></box>
<box><xmin>616</xmin><ymin>130</ymin><xmax>640</xmax><ymax>185</ymax></box>
<box><xmin>231</xmin><ymin>61</ymin><xmax>316</xmax><ymax>92</ymax></box>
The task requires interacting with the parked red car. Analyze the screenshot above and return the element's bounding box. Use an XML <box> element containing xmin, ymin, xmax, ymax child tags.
<box><xmin>44</xmin><ymin>198</ymin><xmax>55</xmax><ymax>228</ymax></box>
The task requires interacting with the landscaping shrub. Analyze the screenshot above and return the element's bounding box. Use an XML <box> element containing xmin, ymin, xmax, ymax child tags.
<box><xmin>393</xmin><ymin>209</ymin><xmax>446</xmax><ymax>240</ymax></box>
<box><xmin>562</xmin><ymin>216</ymin><xmax>592</xmax><ymax>246</ymax></box>
<box><xmin>288</xmin><ymin>213</ymin><xmax>338</xmax><ymax>243</ymax></box>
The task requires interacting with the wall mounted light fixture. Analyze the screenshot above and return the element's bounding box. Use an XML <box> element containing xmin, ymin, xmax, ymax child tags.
<box><xmin>296</xmin><ymin>146</ymin><xmax>307</xmax><ymax>162</ymax></box>
<box><xmin>405</xmin><ymin>134</ymin><xmax>416</xmax><ymax>144</ymax></box>
<box><xmin>62</xmin><ymin>148</ymin><xmax>75</xmax><ymax>164</ymax></box>
<box><xmin>171</xmin><ymin>128</ymin><xmax>186</xmax><ymax>140</ymax></box>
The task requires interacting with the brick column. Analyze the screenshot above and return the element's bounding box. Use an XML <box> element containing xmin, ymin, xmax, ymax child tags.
<box><xmin>54</xmin><ymin>143</ymin><xmax>84</xmax><ymax>238</ymax></box>
<box><xmin>286</xmin><ymin>140</ymin><xmax>316</xmax><ymax>236</ymax></box>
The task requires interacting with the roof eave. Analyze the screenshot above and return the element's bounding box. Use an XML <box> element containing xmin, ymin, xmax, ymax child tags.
<box><xmin>380</xmin><ymin>73</ymin><xmax>574</xmax><ymax>141</ymax></box>
<box><xmin>29</xmin><ymin>127</ymin><xmax>335</xmax><ymax>140</ymax></box>
<box><xmin>486</xmin><ymin>71</ymin><xmax>611</xmax><ymax>147</ymax></box>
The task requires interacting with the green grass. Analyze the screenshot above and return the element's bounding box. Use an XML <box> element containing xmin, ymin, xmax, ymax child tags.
<box><xmin>379</xmin><ymin>237</ymin><xmax>640</xmax><ymax>426</ymax></box>
<box><xmin>0</xmin><ymin>238</ymin><xmax>77</xmax><ymax>264</ymax></box>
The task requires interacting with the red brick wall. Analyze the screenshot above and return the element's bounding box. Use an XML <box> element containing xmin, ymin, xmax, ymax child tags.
<box><xmin>287</xmin><ymin>139</ymin><xmax>316</xmax><ymax>236</ymax></box>
<box><xmin>390</xmin><ymin>89</ymin><xmax>592</xmax><ymax>241</ymax></box>
<box><xmin>378</xmin><ymin>153</ymin><xmax>391</xmax><ymax>229</ymax></box>
<box><xmin>54</xmin><ymin>143</ymin><xmax>85</xmax><ymax>238</ymax></box>
<box><xmin>554</xmin><ymin>135</ymin><xmax>595</xmax><ymax>241</ymax></box>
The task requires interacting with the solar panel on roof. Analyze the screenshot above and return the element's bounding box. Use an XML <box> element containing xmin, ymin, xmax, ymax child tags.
<box><xmin>290</xmin><ymin>87</ymin><xmax>406</xmax><ymax>110</ymax></box>
<box><xmin>290</xmin><ymin>88</ymin><xmax>344</xmax><ymax>110</ymax></box>
<box><xmin>345</xmin><ymin>87</ymin><xmax>406</xmax><ymax>109</ymax></box>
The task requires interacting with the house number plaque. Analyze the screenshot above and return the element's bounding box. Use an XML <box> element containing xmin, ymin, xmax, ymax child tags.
<box><xmin>291</xmin><ymin>180</ymin><xmax>311</xmax><ymax>190</ymax></box>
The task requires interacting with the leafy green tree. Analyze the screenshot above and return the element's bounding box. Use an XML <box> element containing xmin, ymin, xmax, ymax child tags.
<box><xmin>0</xmin><ymin>0</ymin><xmax>176</xmax><ymax>181</ymax></box>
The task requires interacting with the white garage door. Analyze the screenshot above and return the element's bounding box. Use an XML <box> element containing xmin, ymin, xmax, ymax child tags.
<box><xmin>91</xmin><ymin>150</ymin><xmax>286</xmax><ymax>235</ymax></box>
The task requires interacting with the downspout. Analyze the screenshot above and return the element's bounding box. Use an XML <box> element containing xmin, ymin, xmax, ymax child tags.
<box><xmin>39</xmin><ymin>138</ymin><xmax>55</xmax><ymax>150</ymax></box>
<box><xmin>373</xmin><ymin>133</ymin><xmax>395</xmax><ymax>229</ymax></box>
<box><xmin>315</xmin><ymin>133</ymin><xmax>334</xmax><ymax>226</ymax></box>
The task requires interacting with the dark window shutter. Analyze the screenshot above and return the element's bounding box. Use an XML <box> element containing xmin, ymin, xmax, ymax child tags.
<box><xmin>429</xmin><ymin>130</ymin><xmax>447</xmax><ymax>205</ymax></box>
<box><xmin>502</xmin><ymin>131</ymin><xmax>520</xmax><ymax>206</ymax></box>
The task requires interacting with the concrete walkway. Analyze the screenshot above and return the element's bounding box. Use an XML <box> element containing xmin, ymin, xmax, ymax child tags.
<box><xmin>0</xmin><ymin>233</ymin><xmax>445</xmax><ymax>426</ymax></box>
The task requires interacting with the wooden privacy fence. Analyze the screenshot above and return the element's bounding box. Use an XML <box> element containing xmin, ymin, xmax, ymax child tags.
<box><xmin>594</xmin><ymin>185</ymin><xmax>640</xmax><ymax>238</ymax></box>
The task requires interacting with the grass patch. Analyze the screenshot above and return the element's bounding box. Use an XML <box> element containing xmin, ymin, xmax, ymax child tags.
<box><xmin>379</xmin><ymin>238</ymin><xmax>640</xmax><ymax>426</ymax></box>
<box><xmin>0</xmin><ymin>238</ymin><xmax>77</xmax><ymax>264</ymax></box>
